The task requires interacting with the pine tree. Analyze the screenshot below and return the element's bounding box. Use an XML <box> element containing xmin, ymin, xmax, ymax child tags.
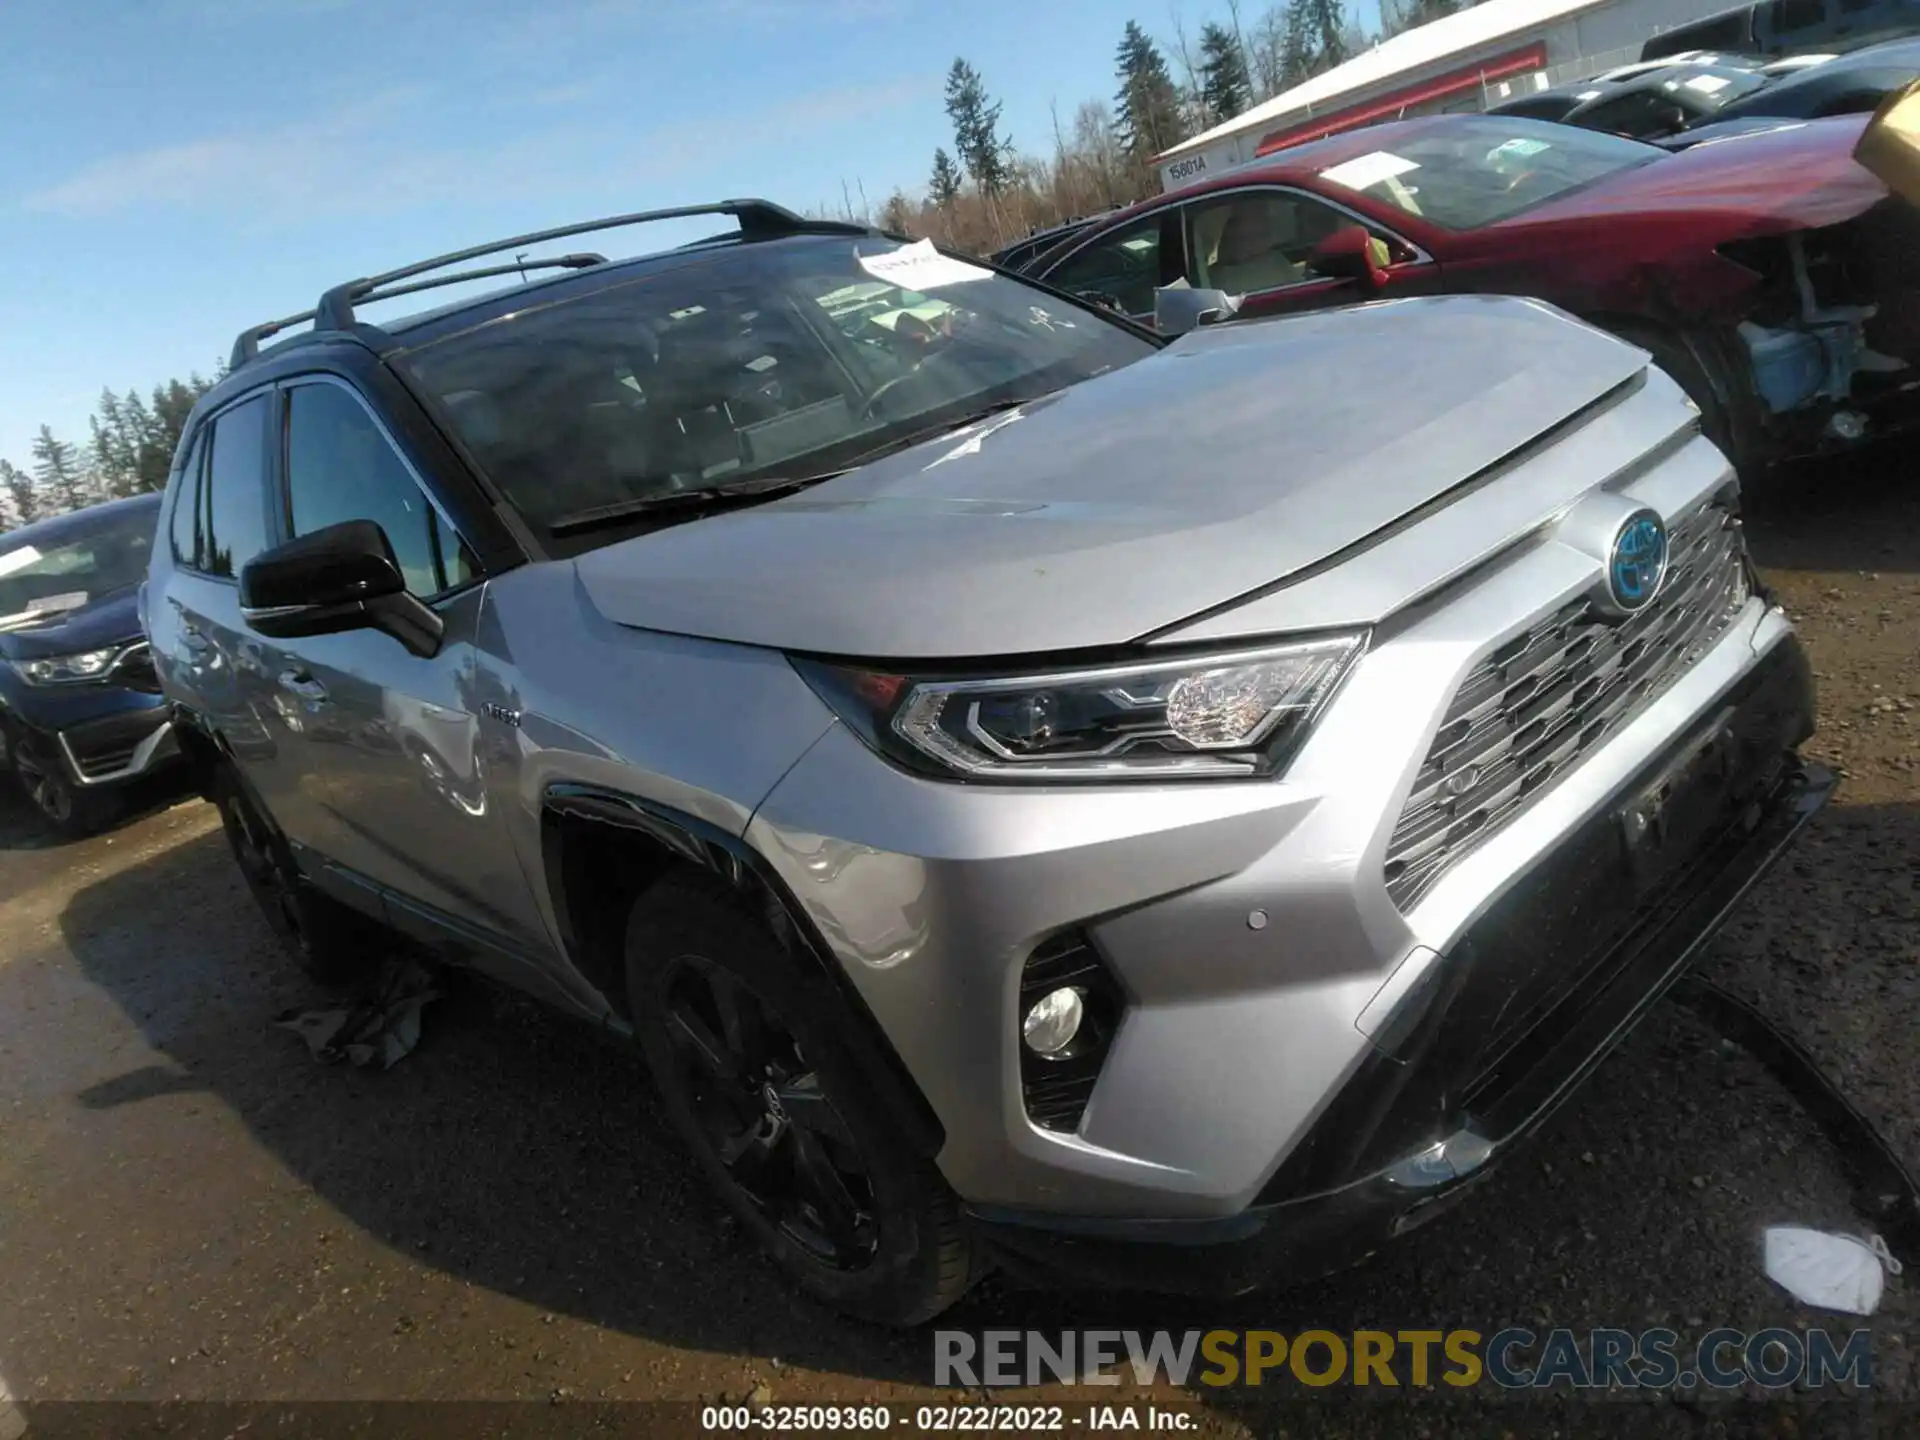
<box><xmin>878</xmin><ymin>191</ymin><xmax>917</xmax><ymax>236</ymax></box>
<box><xmin>1114</xmin><ymin>20</ymin><xmax>1188</xmax><ymax>163</ymax></box>
<box><xmin>30</xmin><ymin>425</ymin><xmax>91</xmax><ymax>516</ymax></box>
<box><xmin>944</xmin><ymin>59</ymin><xmax>1013</xmax><ymax>197</ymax></box>
<box><xmin>929</xmin><ymin>147</ymin><xmax>964</xmax><ymax>208</ymax></box>
<box><xmin>1198</xmin><ymin>22</ymin><xmax>1254</xmax><ymax>123</ymax></box>
<box><xmin>1302</xmin><ymin>0</ymin><xmax>1350</xmax><ymax>70</ymax></box>
<box><xmin>1281</xmin><ymin>1</ymin><xmax>1318</xmax><ymax>85</ymax></box>
<box><xmin>0</xmin><ymin>460</ymin><xmax>37</xmax><ymax>529</ymax></box>
<box><xmin>1405</xmin><ymin>0</ymin><xmax>1457</xmax><ymax>26</ymax></box>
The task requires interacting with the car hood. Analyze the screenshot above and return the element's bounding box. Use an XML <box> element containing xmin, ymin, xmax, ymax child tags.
<box><xmin>574</xmin><ymin>295</ymin><xmax>1647</xmax><ymax>660</ymax></box>
<box><xmin>0</xmin><ymin>584</ymin><xmax>143</xmax><ymax>659</ymax></box>
<box><xmin>1500</xmin><ymin>114</ymin><xmax>1886</xmax><ymax>233</ymax></box>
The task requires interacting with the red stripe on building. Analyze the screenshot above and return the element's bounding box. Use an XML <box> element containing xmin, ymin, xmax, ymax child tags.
<box><xmin>1253</xmin><ymin>41</ymin><xmax>1551</xmax><ymax>155</ymax></box>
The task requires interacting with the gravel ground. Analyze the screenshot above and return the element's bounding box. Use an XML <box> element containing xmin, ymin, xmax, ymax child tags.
<box><xmin>0</xmin><ymin>452</ymin><xmax>1913</xmax><ymax>1437</ymax></box>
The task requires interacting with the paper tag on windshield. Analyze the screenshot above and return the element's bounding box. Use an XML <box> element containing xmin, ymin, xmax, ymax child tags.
<box><xmin>1320</xmin><ymin>152</ymin><xmax>1420</xmax><ymax>192</ymax></box>
<box><xmin>857</xmin><ymin>239</ymin><xmax>992</xmax><ymax>290</ymax></box>
<box><xmin>1685</xmin><ymin>73</ymin><xmax>1732</xmax><ymax>94</ymax></box>
<box><xmin>0</xmin><ymin>545</ymin><xmax>42</xmax><ymax>580</ymax></box>
<box><xmin>1492</xmin><ymin>137</ymin><xmax>1551</xmax><ymax>160</ymax></box>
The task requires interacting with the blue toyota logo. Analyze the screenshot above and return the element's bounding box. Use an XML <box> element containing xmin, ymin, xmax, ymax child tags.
<box><xmin>1609</xmin><ymin>511</ymin><xmax>1668</xmax><ymax>613</ymax></box>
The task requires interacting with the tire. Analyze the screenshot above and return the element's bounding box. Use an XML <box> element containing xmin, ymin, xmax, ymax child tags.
<box><xmin>12</xmin><ymin>737</ymin><xmax>117</xmax><ymax>839</ymax></box>
<box><xmin>1601</xmin><ymin>319</ymin><xmax>1754</xmax><ymax>472</ymax></box>
<box><xmin>212</xmin><ymin>764</ymin><xmax>376</xmax><ymax>987</ymax></box>
<box><xmin>626</xmin><ymin>870</ymin><xmax>976</xmax><ymax>1325</ymax></box>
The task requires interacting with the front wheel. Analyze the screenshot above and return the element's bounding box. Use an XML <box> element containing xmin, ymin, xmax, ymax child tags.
<box><xmin>12</xmin><ymin>738</ymin><xmax>116</xmax><ymax>839</ymax></box>
<box><xmin>626</xmin><ymin>871</ymin><xmax>977</xmax><ymax>1325</ymax></box>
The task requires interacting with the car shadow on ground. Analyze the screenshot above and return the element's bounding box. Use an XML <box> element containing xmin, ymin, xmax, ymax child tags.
<box><xmin>1745</xmin><ymin>441</ymin><xmax>1920</xmax><ymax>575</ymax></box>
<box><xmin>51</xmin><ymin>798</ymin><xmax>1918</xmax><ymax>1410</ymax></box>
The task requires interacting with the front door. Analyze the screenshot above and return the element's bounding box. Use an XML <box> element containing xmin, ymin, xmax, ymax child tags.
<box><xmin>1178</xmin><ymin>187</ymin><xmax>1442</xmax><ymax>322</ymax></box>
<box><xmin>259</xmin><ymin>376</ymin><xmax>558</xmax><ymax>993</ymax></box>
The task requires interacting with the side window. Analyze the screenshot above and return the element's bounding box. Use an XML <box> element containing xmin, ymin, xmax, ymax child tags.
<box><xmin>1578</xmin><ymin>90</ymin><xmax>1685</xmax><ymax>138</ymax></box>
<box><xmin>284</xmin><ymin>381</ymin><xmax>475</xmax><ymax>599</ymax></box>
<box><xmin>1044</xmin><ymin>214</ymin><xmax>1175</xmax><ymax>317</ymax></box>
<box><xmin>168</xmin><ymin>432</ymin><xmax>207</xmax><ymax>568</ymax></box>
<box><xmin>1770</xmin><ymin>0</ymin><xmax>1828</xmax><ymax>31</ymax></box>
<box><xmin>199</xmin><ymin>395</ymin><xmax>272</xmax><ymax>580</ymax></box>
<box><xmin>1184</xmin><ymin>189</ymin><xmax>1358</xmax><ymax>294</ymax></box>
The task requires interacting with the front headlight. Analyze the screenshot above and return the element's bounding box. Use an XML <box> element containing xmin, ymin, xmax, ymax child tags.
<box><xmin>11</xmin><ymin>646</ymin><xmax>122</xmax><ymax>685</ymax></box>
<box><xmin>793</xmin><ymin>634</ymin><xmax>1366</xmax><ymax>783</ymax></box>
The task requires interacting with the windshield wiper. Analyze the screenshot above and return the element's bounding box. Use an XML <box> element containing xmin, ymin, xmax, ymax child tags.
<box><xmin>830</xmin><ymin>393</ymin><xmax>1049</xmax><ymax>472</ymax></box>
<box><xmin>547</xmin><ymin>474</ymin><xmax>843</xmax><ymax>537</ymax></box>
<box><xmin>547</xmin><ymin>396</ymin><xmax>1050</xmax><ymax>538</ymax></box>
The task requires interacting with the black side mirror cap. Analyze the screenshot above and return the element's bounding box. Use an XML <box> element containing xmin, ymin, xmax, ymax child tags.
<box><xmin>240</xmin><ymin>520</ymin><xmax>444</xmax><ymax>659</ymax></box>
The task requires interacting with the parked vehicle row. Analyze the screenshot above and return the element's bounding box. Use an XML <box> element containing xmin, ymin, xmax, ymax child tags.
<box><xmin>1486</xmin><ymin>33</ymin><xmax>1920</xmax><ymax>144</ymax></box>
<box><xmin>1026</xmin><ymin>111</ymin><xmax>1920</xmax><ymax>471</ymax></box>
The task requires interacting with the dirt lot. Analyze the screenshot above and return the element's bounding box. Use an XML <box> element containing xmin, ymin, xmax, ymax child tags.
<box><xmin>0</xmin><ymin>452</ymin><xmax>1915</xmax><ymax>1436</ymax></box>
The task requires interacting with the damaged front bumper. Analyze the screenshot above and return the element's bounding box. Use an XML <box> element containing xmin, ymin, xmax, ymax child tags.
<box><xmin>969</xmin><ymin>638</ymin><xmax>1833</xmax><ymax>1297</ymax></box>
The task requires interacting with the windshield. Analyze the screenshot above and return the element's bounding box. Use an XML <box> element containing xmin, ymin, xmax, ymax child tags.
<box><xmin>397</xmin><ymin>237</ymin><xmax>1156</xmax><ymax>537</ymax></box>
<box><xmin>1313</xmin><ymin>120</ymin><xmax>1663</xmax><ymax>229</ymax></box>
<box><xmin>0</xmin><ymin>505</ymin><xmax>155</xmax><ymax>631</ymax></box>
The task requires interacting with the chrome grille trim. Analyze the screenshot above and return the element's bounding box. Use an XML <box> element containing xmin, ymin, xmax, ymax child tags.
<box><xmin>1384</xmin><ymin>503</ymin><xmax>1751</xmax><ymax>910</ymax></box>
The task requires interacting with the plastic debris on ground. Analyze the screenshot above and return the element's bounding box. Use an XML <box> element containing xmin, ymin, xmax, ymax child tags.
<box><xmin>274</xmin><ymin>956</ymin><xmax>442</xmax><ymax>1070</ymax></box>
<box><xmin>1762</xmin><ymin>1226</ymin><xmax>1903</xmax><ymax>1316</ymax></box>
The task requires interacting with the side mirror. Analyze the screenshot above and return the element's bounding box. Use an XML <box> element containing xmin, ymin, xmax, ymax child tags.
<box><xmin>1309</xmin><ymin>225</ymin><xmax>1393</xmax><ymax>293</ymax></box>
<box><xmin>1155</xmin><ymin>285</ymin><xmax>1242</xmax><ymax>337</ymax></box>
<box><xmin>240</xmin><ymin>519</ymin><xmax>444</xmax><ymax>659</ymax></box>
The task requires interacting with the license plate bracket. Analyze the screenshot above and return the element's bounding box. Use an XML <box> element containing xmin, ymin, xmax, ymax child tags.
<box><xmin>1618</xmin><ymin>706</ymin><xmax>1741</xmax><ymax>894</ymax></box>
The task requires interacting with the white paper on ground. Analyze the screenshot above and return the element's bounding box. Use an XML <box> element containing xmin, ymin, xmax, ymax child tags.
<box><xmin>0</xmin><ymin>545</ymin><xmax>42</xmax><ymax>580</ymax></box>
<box><xmin>857</xmin><ymin>239</ymin><xmax>993</xmax><ymax>290</ymax></box>
<box><xmin>1763</xmin><ymin>1227</ymin><xmax>1902</xmax><ymax>1315</ymax></box>
<box><xmin>1319</xmin><ymin>151</ymin><xmax>1420</xmax><ymax>192</ymax></box>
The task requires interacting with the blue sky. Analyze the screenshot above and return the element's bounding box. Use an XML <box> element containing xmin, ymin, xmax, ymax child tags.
<box><xmin>0</xmin><ymin>0</ymin><xmax>1378</xmax><ymax>474</ymax></box>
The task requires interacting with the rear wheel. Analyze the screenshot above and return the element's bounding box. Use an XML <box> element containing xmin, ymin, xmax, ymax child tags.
<box><xmin>213</xmin><ymin>765</ymin><xmax>375</xmax><ymax>986</ymax></box>
<box><xmin>626</xmin><ymin>871</ymin><xmax>976</xmax><ymax>1325</ymax></box>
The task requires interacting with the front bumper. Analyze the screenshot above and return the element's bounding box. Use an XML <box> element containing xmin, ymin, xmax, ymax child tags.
<box><xmin>967</xmin><ymin>636</ymin><xmax>1829</xmax><ymax>1293</ymax></box>
<box><xmin>0</xmin><ymin>693</ymin><xmax>179</xmax><ymax>789</ymax></box>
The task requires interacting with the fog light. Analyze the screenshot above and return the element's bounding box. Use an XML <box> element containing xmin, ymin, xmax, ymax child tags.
<box><xmin>1022</xmin><ymin>986</ymin><xmax>1085</xmax><ymax>1057</ymax></box>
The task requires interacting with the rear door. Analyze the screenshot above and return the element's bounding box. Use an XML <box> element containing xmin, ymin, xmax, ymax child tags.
<box><xmin>152</xmin><ymin>391</ymin><xmax>282</xmax><ymax>800</ymax></box>
<box><xmin>1178</xmin><ymin>185</ymin><xmax>1442</xmax><ymax>321</ymax></box>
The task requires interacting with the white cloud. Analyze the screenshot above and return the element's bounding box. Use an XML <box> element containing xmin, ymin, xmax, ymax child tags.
<box><xmin>22</xmin><ymin>74</ymin><xmax>934</xmax><ymax>222</ymax></box>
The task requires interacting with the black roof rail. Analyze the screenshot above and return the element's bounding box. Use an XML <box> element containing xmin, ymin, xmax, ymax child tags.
<box><xmin>310</xmin><ymin>200</ymin><xmax>871</xmax><ymax>335</ymax></box>
<box><xmin>354</xmin><ymin>252</ymin><xmax>606</xmax><ymax>306</ymax></box>
<box><xmin>230</xmin><ymin>309</ymin><xmax>319</xmax><ymax>371</ymax></box>
<box><xmin>229</xmin><ymin>199</ymin><xmax>873</xmax><ymax>373</ymax></box>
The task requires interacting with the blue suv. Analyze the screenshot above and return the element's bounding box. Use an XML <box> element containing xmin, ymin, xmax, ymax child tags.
<box><xmin>0</xmin><ymin>494</ymin><xmax>180</xmax><ymax>835</ymax></box>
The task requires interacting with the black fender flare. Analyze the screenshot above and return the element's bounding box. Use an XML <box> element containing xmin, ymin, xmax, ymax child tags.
<box><xmin>540</xmin><ymin>783</ymin><xmax>946</xmax><ymax>1159</ymax></box>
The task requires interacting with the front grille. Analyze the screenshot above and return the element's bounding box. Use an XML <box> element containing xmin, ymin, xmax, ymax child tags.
<box><xmin>1383</xmin><ymin>503</ymin><xmax>1751</xmax><ymax>910</ymax></box>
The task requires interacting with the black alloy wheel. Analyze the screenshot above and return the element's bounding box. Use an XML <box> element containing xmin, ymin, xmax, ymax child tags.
<box><xmin>626</xmin><ymin>871</ymin><xmax>976</xmax><ymax>1325</ymax></box>
<box><xmin>659</xmin><ymin>952</ymin><xmax>880</xmax><ymax>1270</ymax></box>
<box><xmin>213</xmin><ymin>766</ymin><xmax>372</xmax><ymax>985</ymax></box>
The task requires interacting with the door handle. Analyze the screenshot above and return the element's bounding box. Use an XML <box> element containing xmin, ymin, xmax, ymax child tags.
<box><xmin>278</xmin><ymin>669</ymin><xmax>328</xmax><ymax>703</ymax></box>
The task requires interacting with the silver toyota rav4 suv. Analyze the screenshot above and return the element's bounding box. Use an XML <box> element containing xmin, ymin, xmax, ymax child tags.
<box><xmin>148</xmin><ymin>202</ymin><xmax>1831</xmax><ymax>1324</ymax></box>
